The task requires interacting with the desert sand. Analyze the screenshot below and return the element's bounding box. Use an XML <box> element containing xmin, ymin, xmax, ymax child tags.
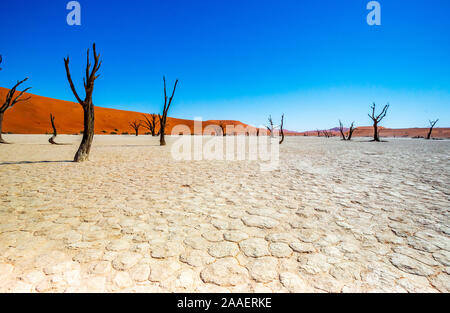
<box><xmin>0</xmin><ymin>135</ymin><xmax>449</xmax><ymax>292</ymax></box>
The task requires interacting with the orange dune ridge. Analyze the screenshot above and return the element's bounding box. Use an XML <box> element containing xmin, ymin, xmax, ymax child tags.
<box><xmin>0</xmin><ymin>87</ymin><xmax>266</xmax><ymax>135</ymax></box>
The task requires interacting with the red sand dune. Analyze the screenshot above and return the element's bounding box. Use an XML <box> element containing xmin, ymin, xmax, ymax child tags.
<box><xmin>0</xmin><ymin>88</ymin><xmax>263</xmax><ymax>135</ymax></box>
<box><xmin>1</xmin><ymin>87</ymin><xmax>448</xmax><ymax>138</ymax></box>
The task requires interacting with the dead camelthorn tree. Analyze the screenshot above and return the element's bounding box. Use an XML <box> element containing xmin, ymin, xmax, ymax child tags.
<box><xmin>0</xmin><ymin>78</ymin><xmax>32</xmax><ymax>144</ymax></box>
<box><xmin>64</xmin><ymin>43</ymin><xmax>101</xmax><ymax>162</ymax></box>
<box><xmin>159</xmin><ymin>76</ymin><xmax>179</xmax><ymax>146</ymax></box>
<box><xmin>266</xmin><ymin>115</ymin><xmax>274</xmax><ymax>138</ymax></box>
<box><xmin>129</xmin><ymin>120</ymin><xmax>142</xmax><ymax>136</ymax></box>
<box><xmin>339</xmin><ymin>120</ymin><xmax>356</xmax><ymax>141</ymax></box>
<box><xmin>64</xmin><ymin>43</ymin><xmax>102</xmax><ymax>162</ymax></box>
<box><xmin>347</xmin><ymin>122</ymin><xmax>356</xmax><ymax>140</ymax></box>
<box><xmin>218</xmin><ymin>121</ymin><xmax>227</xmax><ymax>136</ymax></box>
<box><xmin>322</xmin><ymin>129</ymin><xmax>332</xmax><ymax>138</ymax></box>
<box><xmin>142</xmin><ymin>113</ymin><xmax>158</xmax><ymax>136</ymax></box>
<box><xmin>48</xmin><ymin>114</ymin><xmax>61</xmax><ymax>145</ymax></box>
<box><xmin>426</xmin><ymin>119</ymin><xmax>439</xmax><ymax>140</ymax></box>
<box><xmin>316</xmin><ymin>129</ymin><xmax>321</xmax><ymax>137</ymax></box>
<box><xmin>279</xmin><ymin>114</ymin><xmax>285</xmax><ymax>144</ymax></box>
<box><xmin>368</xmin><ymin>102</ymin><xmax>389</xmax><ymax>142</ymax></box>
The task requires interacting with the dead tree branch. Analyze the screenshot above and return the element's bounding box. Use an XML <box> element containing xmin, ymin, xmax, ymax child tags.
<box><xmin>0</xmin><ymin>77</ymin><xmax>32</xmax><ymax>144</ymax></box>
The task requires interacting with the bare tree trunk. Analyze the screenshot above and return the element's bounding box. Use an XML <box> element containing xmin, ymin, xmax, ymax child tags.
<box><xmin>373</xmin><ymin>121</ymin><xmax>379</xmax><ymax>142</ymax></box>
<box><xmin>279</xmin><ymin>114</ymin><xmax>285</xmax><ymax>144</ymax></box>
<box><xmin>64</xmin><ymin>43</ymin><xmax>101</xmax><ymax>162</ymax></box>
<box><xmin>49</xmin><ymin>114</ymin><xmax>58</xmax><ymax>144</ymax></box>
<box><xmin>160</xmin><ymin>129</ymin><xmax>166</xmax><ymax>145</ymax></box>
<box><xmin>347</xmin><ymin>122</ymin><xmax>356</xmax><ymax>141</ymax></box>
<box><xmin>339</xmin><ymin>120</ymin><xmax>346</xmax><ymax>140</ymax></box>
<box><xmin>0</xmin><ymin>112</ymin><xmax>6</xmax><ymax>144</ymax></box>
<box><xmin>159</xmin><ymin>77</ymin><xmax>179</xmax><ymax>146</ymax></box>
<box><xmin>74</xmin><ymin>101</ymin><xmax>95</xmax><ymax>162</ymax></box>
<box><xmin>426</xmin><ymin>119</ymin><xmax>439</xmax><ymax>140</ymax></box>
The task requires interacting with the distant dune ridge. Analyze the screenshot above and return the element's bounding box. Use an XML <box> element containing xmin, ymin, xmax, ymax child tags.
<box><xmin>1</xmin><ymin>87</ymin><xmax>449</xmax><ymax>138</ymax></box>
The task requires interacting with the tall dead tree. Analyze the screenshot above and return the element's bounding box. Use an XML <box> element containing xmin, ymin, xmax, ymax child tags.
<box><xmin>368</xmin><ymin>103</ymin><xmax>389</xmax><ymax>142</ymax></box>
<box><xmin>339</xmin><ymin>120</ymin><xmax>356</xmax><ymax>141</ymax></box>
<box><xmin>0</xmin><ymin>78</ymin><xmax>32</xmax><ymax>144</ymax></box>
<box><xmin>0</xmin><ymin>55</ymin><xmax>2</xmax><ymax>71</ymax></box>
<box><xmin>159</xmin><ymin>77</ymin><xmax>178</xmax><ymax>146</ymax></box>
<box><xmin>426</xmin><ymin>119</ymin><xmax>439</xmax><ymax>140</ymax></box>
<box><xmin>64</xmin><ymin>43</ymin><xmax>101</xmax><ymax>161</ymax></box>
<box><xmin>142</xmin><ymin>113</ymin><xmax>158</xmax><ymax>136</ymax></box>
<box><xmin>279</xmin><ymin>114</ymin><xmax>285</xmax><ymax>144</ymax></box>
<box><xmin>129</xmin><ymin>120</ymin><xmax>142</xmax><ymax>136</ymax></box>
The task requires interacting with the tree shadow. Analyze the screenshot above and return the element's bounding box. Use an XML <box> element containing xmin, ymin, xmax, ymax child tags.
<box><xmin>0</xmin><ymin>160</ymin><xmax>72</xmax><ymax>166</ymax></box>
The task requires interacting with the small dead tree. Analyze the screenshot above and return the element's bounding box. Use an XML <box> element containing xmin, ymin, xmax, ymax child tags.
<box><xmin>426</xmin><ymin>119</ymin><xmax>439</xmax><ymax>140</ymax></box>
<box><xmin>218</xmin><ymin>121</ymin><xmax>226</xmax><ymax>136</ymax></box>
<box><xmin>368</xmin><ymin>103</ymin><xmax>389</xmax><ymax>142</ymax></box>
<box><xmin>339</xmin><ymin>120</ymin><xmax>356</xmax><ymax>141</ymax></box>
<box><xmin>347</xmin><ymin>122</ymin><xmax>356</xmax><ymax>140</ymax></box>
<box><xmin>142</xmin><ymin>113</ymin><xmax>158</xmax><ymax>136</ymax></box>
<box><xmin>316</xmin><ymin>129</ymin><xmax>321</xmax><ymax>137</ymax></box>
<box><xmin>322</xmin><ymin>129</ymin><xmax>331</xmax><ymax>138</ymax></box>
<box><xmin>256</xmin><ymin>128</ymin><xmax>260</xmax><ymax>136</ymax></box>
<box><xmin>1</xmin><ymin>78</ymin><xmax>32</xmax><ymax>144</ymax></box>
<box><xmin>129</xmin><ymin>120</ymin><xmax>142</xmax><ymax>136</ymax></box>
<box><xmin>64</xmin><ymin>43</ymin><xmax>102</xmax><ymax>161</ymax></box>
<box><xmin>159</xmin><ymin>77</ymin><xmax>178</xmax><ymax>146</ymax></box>
<box><xmin>48</xmin><ymin>114</ymin><xmax>60</xmax><ymax>144</ymax></box>
<box><xmin>339</xmin><ymin>120</ymin><xmax>346</xmax><ymax>140</ymax></box>
<box><xmin>279</xmin><ymin>114</ymin><xmax>285</xmax><ymax>144</ymax></box>
<box><xmin>266</xmin><ymin>115</ymin><xmax>274</xmax><ymax>138</ymax></box>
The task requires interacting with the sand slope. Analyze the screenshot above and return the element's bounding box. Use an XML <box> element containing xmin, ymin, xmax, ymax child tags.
<box><xmin>0</xmin><ymin>87</ymin><xmax>255</xmax><ymax>135</ymax></box>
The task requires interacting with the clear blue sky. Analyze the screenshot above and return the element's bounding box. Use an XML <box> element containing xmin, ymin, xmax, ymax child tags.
<box><xmin>1</xmin><ymin>0</ymin><xmax>449</xmax><ymax>131</ymax></box>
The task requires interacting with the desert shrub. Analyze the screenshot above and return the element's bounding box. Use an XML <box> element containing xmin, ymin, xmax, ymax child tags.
<box><xmin>101</xmin><ymin>130</ymin><xmax>107</xmax><ymax>134</ymax></box>
<box><xmin>114</xmin><ymin>128</ymin><xmax>118</xmax><ymax>132</ymax></box>
<box><xmin>110</xmin><ymin>131</ymin><xmax>117</xmax><ymax>135</ymax></box>
<box><xmin>121</xmin><ymin>132</ymin><xmax>129</xmax><ymax>135</ymax></box>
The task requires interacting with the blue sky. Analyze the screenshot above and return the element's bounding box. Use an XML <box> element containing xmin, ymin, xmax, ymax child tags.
<box><xmin>0</xmin><ymin>0</ymin><xmax>449</xmax><ymax>131</ymax></box>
